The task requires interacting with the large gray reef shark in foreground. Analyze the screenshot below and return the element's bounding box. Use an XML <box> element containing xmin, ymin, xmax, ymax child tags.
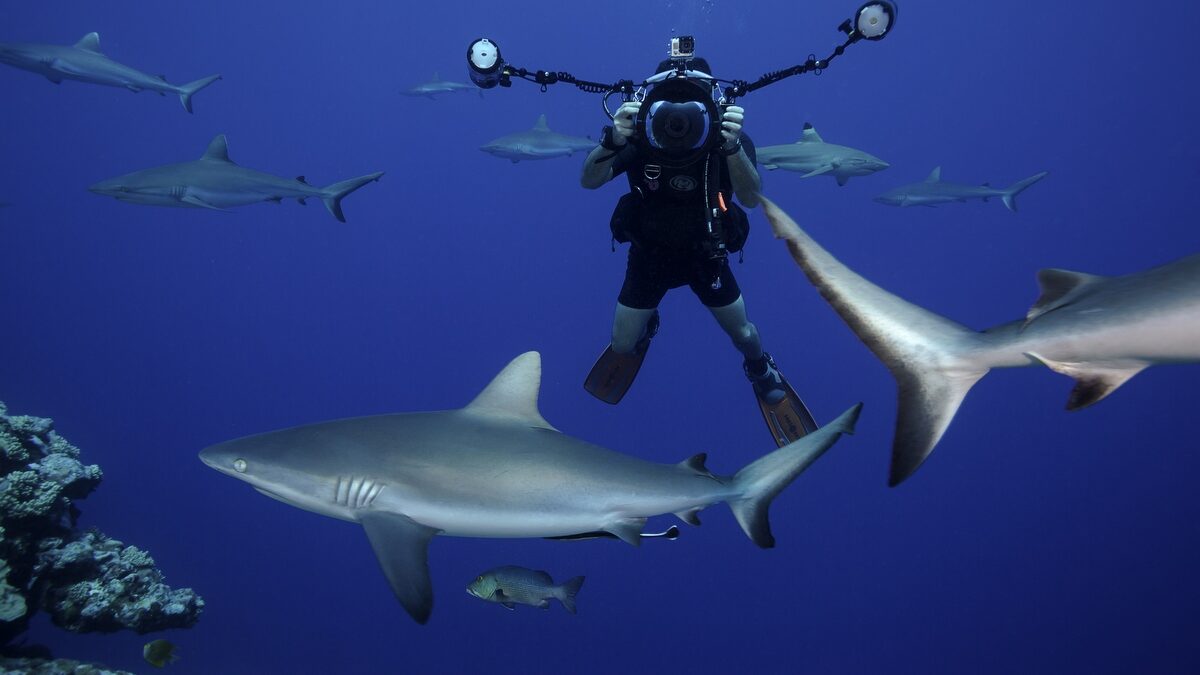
<box><xmin>89</xmin><ymin>135</ymin><xmax>384</xmax><ymax>222</ymax></box>
<box><xmin>875</xmin><ymin>167</ymin><xmax>1048</xmax><ymax>211</ymax></box>
<box><xmin>0</xmin><ymin>32</ymin><xmax>221</xmax><ymax>113</ymax></box>
<box><xmin>760</xmin><ymin>195</ymin><xmax>1200</xmax><ymax>486</ymax></box>
<box><xmin>400</xmin><ymin>72</ymin><xmax>481</xmax><ymax>99</ymax></box>
<box><xmin>756</xmin><ymin>123</ymin><xmax>889</xmax><ymax>186</ymax></box>
<box><xmin>200</xmin><ymin>352</ymin><xmax>861</xmax><ymax>623</ymax></box>
<box><xmin>479</xmin><ymin>114</ymin><xmax>595</xmax><ymax>162</ymax></box>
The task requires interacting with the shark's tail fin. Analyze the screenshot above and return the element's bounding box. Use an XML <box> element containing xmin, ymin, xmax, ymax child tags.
<box><xmin>760</xmin><ymin>196</ymin><xmax>992</xmax><ymax>486</ymax></box>
<box><xmin>320</xmin><ymin>172</ymin><xmax>384</xmax><ymax>222</ymax></box>
<box><xmin>556</xmin><ymin>576</ymin><xmax>585</xmax><ymax>614</ymax></box>
<box><xmin>728</xmin><ymin>404</ymin><xmax>861</xmax><ymax>548</ymax></box>
<box><xmin>178</xmin><ymin>74</ymin><xmax>222</xmax><ymax>113</ymax></box>
<box><xmin>1001</xmin><ymin>171</ymin><xmax>1049</xmax><ymax>212</ymax></box>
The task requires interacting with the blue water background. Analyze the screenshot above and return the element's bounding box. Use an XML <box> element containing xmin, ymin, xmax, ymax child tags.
<box><xmin>3</xmin><ymin>1</ymin><xmax>1200</xmax><ymax>672</ymax></box>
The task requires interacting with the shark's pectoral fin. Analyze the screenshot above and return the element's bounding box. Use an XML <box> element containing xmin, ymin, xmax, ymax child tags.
<box><xmin>124</xmin><ymin>85</ymin><xmax>143</xmax><ymax>93</ymax></box>
<box><xmin>800</xmin><ymin>165</ymin><xmax>834</xmax><ymax>178</ymax></box>
<box><xmin>763</xmin><ymin>164</ymin><xmax>779</xmax><ymax>171</ymax></box>
<box><xmin>502</xmin><ymin>603</ymin><xmax>516</xmax><ymax>610</ymax></box>
<box><xmin>180</xmin><ymin>194</ymin><xmax>228</xmax><ymax>212</ymax></box>
<box><xmin>45</xmin><ymin>74</ymin><xmax>63</xmax><ymax>84</ymax></box>
<box><xmin>1025</xmin><ymin>353</ymin><xmax>1147</xmax><ymax>411</ymax></box>
<box><xmin>360</xmin><ymin>511</ymin><xmax>441</xmax><ymax>624</ymax></box>
<box><xmin>1024</xmin><ymin>269</ymin><xmax>1106</xmax><ymax>326</ymax></box>
<box><xmin>836</xmin><ymin>175</ymin><xmax>850</xmax><ymax>187</ymax></box>
<box><xmin>604</xmin><ymin>517</ymin><xmax>647</xmax><ymax>546</ymax></box>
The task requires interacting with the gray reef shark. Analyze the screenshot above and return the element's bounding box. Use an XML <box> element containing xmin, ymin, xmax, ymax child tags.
<box><xmin>755</xmin><ymin>123</ymin><xmax>889</xmax><ymax>186</ymax></box>
<box><xmin>199</xmin><ymin>351</ymin><xmax>861</xmax><ymax>623</ymax></box>
<box><xmin>400</xmin><ymin>72</ymin><xmax>481</xmax><ymax>99</ymax></box>
<box><xmin>760</xmin><ymin>195</ymin><xmax>1200</xmax><ymax>486</ymax></box>
<box><xmin>0</xmin><ymin>32</ymin><xmax>221</xmax><ymax>113</ymax></box>
<box><xmin>480</xmin><ymin>114</ymin><xmax>595</xmax><ymax>162</ymax></box>
<box><xmin>89</xmin><ymin>135</ymin><xmax>383</xmax><ymax>222</ymax></box>
<box><xmin>875</xmin><ymin>167</ymin><xmax>1048</xmax><ymax>211</ymax></box>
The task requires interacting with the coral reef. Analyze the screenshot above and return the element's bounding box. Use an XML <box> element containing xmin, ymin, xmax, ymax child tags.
<box><xmin>0</xmin><ymin>656</ymin><xmax>134</xmax><ymax>674</ymax></box>
<box><xmin>0</xmin><ymin>401</ymin><xmax>203</xmax><ymax>652</ymax></box>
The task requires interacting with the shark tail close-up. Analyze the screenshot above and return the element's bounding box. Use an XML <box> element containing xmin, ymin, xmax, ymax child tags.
<box><xmin>321</xmin><ymin>172</ymin><xmax>386</xmax><ymax>222</ymax></box>
<box><xmin>178</xmin><ymin>74</ymin><xmax>223</xmax><ymax>113</ymax></box>
<box><xmin>758</xmin><ymin>195</ymin><xmax>994</xmax><ymax>487</ymax></box>
<box><xmin>728</xmin><ymin>403</ymin><xmax>862</xmax><ymax>549</ymax></box>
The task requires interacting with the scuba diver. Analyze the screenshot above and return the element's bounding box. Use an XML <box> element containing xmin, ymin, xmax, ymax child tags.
<box><xmin>464</xmin><ymin>2</ymin><xmax>896</xmax><ymax>446</ymax></box>
<box><xmin>579</xmin><ymin>56</ymin><xmax>818</xmax><ymax>446</ymax></box>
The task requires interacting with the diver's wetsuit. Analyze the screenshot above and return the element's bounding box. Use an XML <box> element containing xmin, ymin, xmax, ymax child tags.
<box><xmin>604</xmin><ymin>134</ymin><xmax>764</xmax><ymax>359</ymax></box>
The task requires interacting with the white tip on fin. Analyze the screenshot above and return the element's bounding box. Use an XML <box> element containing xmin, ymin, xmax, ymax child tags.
<box><xmin>74</xmin><ymin>32</ymin><xmax>102</xmax><ymax>53</ymax></box>
<box><xmin>465</xmin><ymin>352</ymin><xmax>558</xmax><ymax>431</ymax></box>
<box><xmin>533</xmin><ymin>114</ymin><xmax>550</xmax><ymax>131</ymax></box>
<box><xmin>1025</xmin><ymin>268</ymin><xmax>1107</xmax><ymax>326</ymax></box>
<box><xmin>201</xmin><ymin>134</ymin><xmax>232</xmax><ymax>162</ymax></box>
<box><xmin>925</xmin><ymin>166</ymin><xmax>942</xmax><ymax>183</ymax></box>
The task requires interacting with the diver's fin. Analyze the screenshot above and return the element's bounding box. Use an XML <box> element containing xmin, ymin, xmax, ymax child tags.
<box><xmin>584</xmin><ymin>313</ymin><xmax>658</xmax><ymax>404</ymax></box>
<box><xmin>360</xmin><ymin>511</ymin><xmax>440</xmax><ymax>624</ymax></box>
<box><xmin>751</xmin><ymin>362</ymin><xmax>819</xmax><ymax>447</ymax></box>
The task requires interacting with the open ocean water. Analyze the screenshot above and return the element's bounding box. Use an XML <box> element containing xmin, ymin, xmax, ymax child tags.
<box><xmin>2</xmin><ymin>1</ymin><xmax>1200</xmax><ymax>673</ymax></box>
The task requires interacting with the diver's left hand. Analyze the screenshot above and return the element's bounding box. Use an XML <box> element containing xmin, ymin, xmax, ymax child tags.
<box><xmin>720</xmin><ymin>105</ymin><xmax>745</xmax><ymax>150</ymax></box>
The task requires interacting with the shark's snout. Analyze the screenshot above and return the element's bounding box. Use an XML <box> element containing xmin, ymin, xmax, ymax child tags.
<box><xmin>88</xmin><ymin>181</ymin><xmax>125</xmax><ymax>197</ymax></box>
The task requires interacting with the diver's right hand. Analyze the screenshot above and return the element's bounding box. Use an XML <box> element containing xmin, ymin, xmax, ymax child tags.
<box><xmin>611</xmin><ymin>102</ymin><xmax>641</xmax><ymax>146</ymax></box>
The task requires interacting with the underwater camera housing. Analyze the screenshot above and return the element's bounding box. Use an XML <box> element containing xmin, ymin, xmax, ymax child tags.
<box><xmin>635</xmin><ymin>63</ymin><xmax>724</xmax><ymax>168</ymax></box>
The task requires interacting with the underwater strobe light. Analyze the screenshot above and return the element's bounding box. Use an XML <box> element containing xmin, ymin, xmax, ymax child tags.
<box><xmin>467</xmin><ymin>38</ymin><xmax>505</xmax><ymax>88</ymax></box>
<box><xmin>841</xmin><ymin>2</ymin><xmax>897</xmax><ymax>42</ymax></box>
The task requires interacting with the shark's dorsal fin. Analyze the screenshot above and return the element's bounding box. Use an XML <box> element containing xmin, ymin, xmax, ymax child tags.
<box><xmin>925</xmin><ymin>167</ymin><xmax>942</xmax><ymax>183</ymax></box>
<box><xmin>677</xmin><ymin>453</ymin><xmax>720</xmax><ymax>482</ymax></box>
<box><xmin>1025</xmin><ymin>268</ymin><xmax>1107</xmax><ymax>325</ymax></box>
<box><xmin>532</xmin><ymin>114</ymin><xmax>550</xmax><ymax>132</ymax></box>
<box><xmin>74</xmin><ymin>32</ymin><xmax>102</xmax><ymax>53</ymax></box>
<box><xmin>432</xmin><ymin>71</ymin><xmax>440</xmax><ymax>81</ymax></box>
<box><xmin>465</xmin><ymin>352</ymin><xmax>558</xmax><ymax>431</ymax></box>
<box><xmin>798</xmin><ymin>123</ymin><xmax>824</xmax><ymax>143</ymax></box>
<box><xmin>201</xmin><ymin>135</ymin><xmax>233</xmax><ymax>163</ymax></box>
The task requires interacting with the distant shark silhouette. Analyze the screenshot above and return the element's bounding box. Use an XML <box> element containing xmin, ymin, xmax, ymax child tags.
<box><xmin>0</xmin><ymin>32</ymin><xmax>221</xmax><ymax>113</ymax></box>
<box><xmin>875</xmin><ymin>167</ymin><xmax>1048</xmax><ymax>211</ymax></box>
<box><xmin>755</xmin><ymin>123</ymin><xmax>889</xmax><ymax>186</ymax></box>
<box><xmin>400</xmin><ymin>72</ymin><xmax>481</xmax><ymax>99</ymax></box>
<box><xmin>479</xmin><ymin>114</ymin><xmax>595</xmax><ymax>162</ymax></box>
<box><xmin>761</xmin><ymin>195</ymin><xmax>1200</xmax><ymax>486</ymax></box>
<box><xmin>200</xmin><ymin>352</ymin><xmax>861</xmax><ymax>623</ymax></box>
<box><xmin>89</xmin><ymin>135</ymin><xmax>383</xmax><ymax>222</ymax></box>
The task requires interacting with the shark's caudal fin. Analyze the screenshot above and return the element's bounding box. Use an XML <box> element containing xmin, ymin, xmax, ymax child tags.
<box><xmin>178</xmin><ymin>74</ymin><xmax>222</xmax><ymax>113</ymax></box>
<box><xmin>556</xmin><ymin>576</ymin><xmax>585</xmax><ymax>614</ymax></box>
<box><xmin>728</xmin><ymin>403</ymin><xmax>861</xmax><ymax>548</ymax></box>
<box><xmin>1001</xmin><ymin>171</ymin><xmax>1049</xmax><ymax>212</ymax></box>
<box><xmin>760</xmin><ymin>195</ymin><xmax>991</xmax><ymax>486</ymax></box>
<box><xmin>320</xmin><ymin>172</ymin><xmax>384</xmax><ymax>222</ymax></box>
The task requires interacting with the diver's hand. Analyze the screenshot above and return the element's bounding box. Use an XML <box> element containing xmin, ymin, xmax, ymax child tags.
<box><xmin>720</xmin><ymin>105</ymin><xmax>745</xmax><ymax>150</ymax></box>
<box><xmin>612</xmin><ymin>101</ymin><xmax>641</xmax><ymax>146</ymax></box>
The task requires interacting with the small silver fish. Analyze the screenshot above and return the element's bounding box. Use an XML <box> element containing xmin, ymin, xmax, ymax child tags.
<box><xmin>467</xmin><ymin>566</ymin><xmax>585</xmax><ymax>614</ymax></box>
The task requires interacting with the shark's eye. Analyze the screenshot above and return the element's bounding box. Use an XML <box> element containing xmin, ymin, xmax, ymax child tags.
<box><xmin>233</xmin><ymin>458</ymin><xmax>247</xmax><ymax>473</ymax></box>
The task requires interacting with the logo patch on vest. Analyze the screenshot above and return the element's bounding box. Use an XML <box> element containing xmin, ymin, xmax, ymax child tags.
<box><xmin>669</xmin><ymin>175</ymin><xmax>698</xmax><ymax>192</ymax></box>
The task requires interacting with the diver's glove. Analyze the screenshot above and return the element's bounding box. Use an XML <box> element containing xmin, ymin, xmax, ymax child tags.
<box><xmin>611</xmin><ymin>101</ymin><xmax>641</xmax><ymax>146</ymax></box>
<box><xmin>720</xmin><ymin>105</ymin><xmax>745</xmax><ymax>154</ymax></box>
